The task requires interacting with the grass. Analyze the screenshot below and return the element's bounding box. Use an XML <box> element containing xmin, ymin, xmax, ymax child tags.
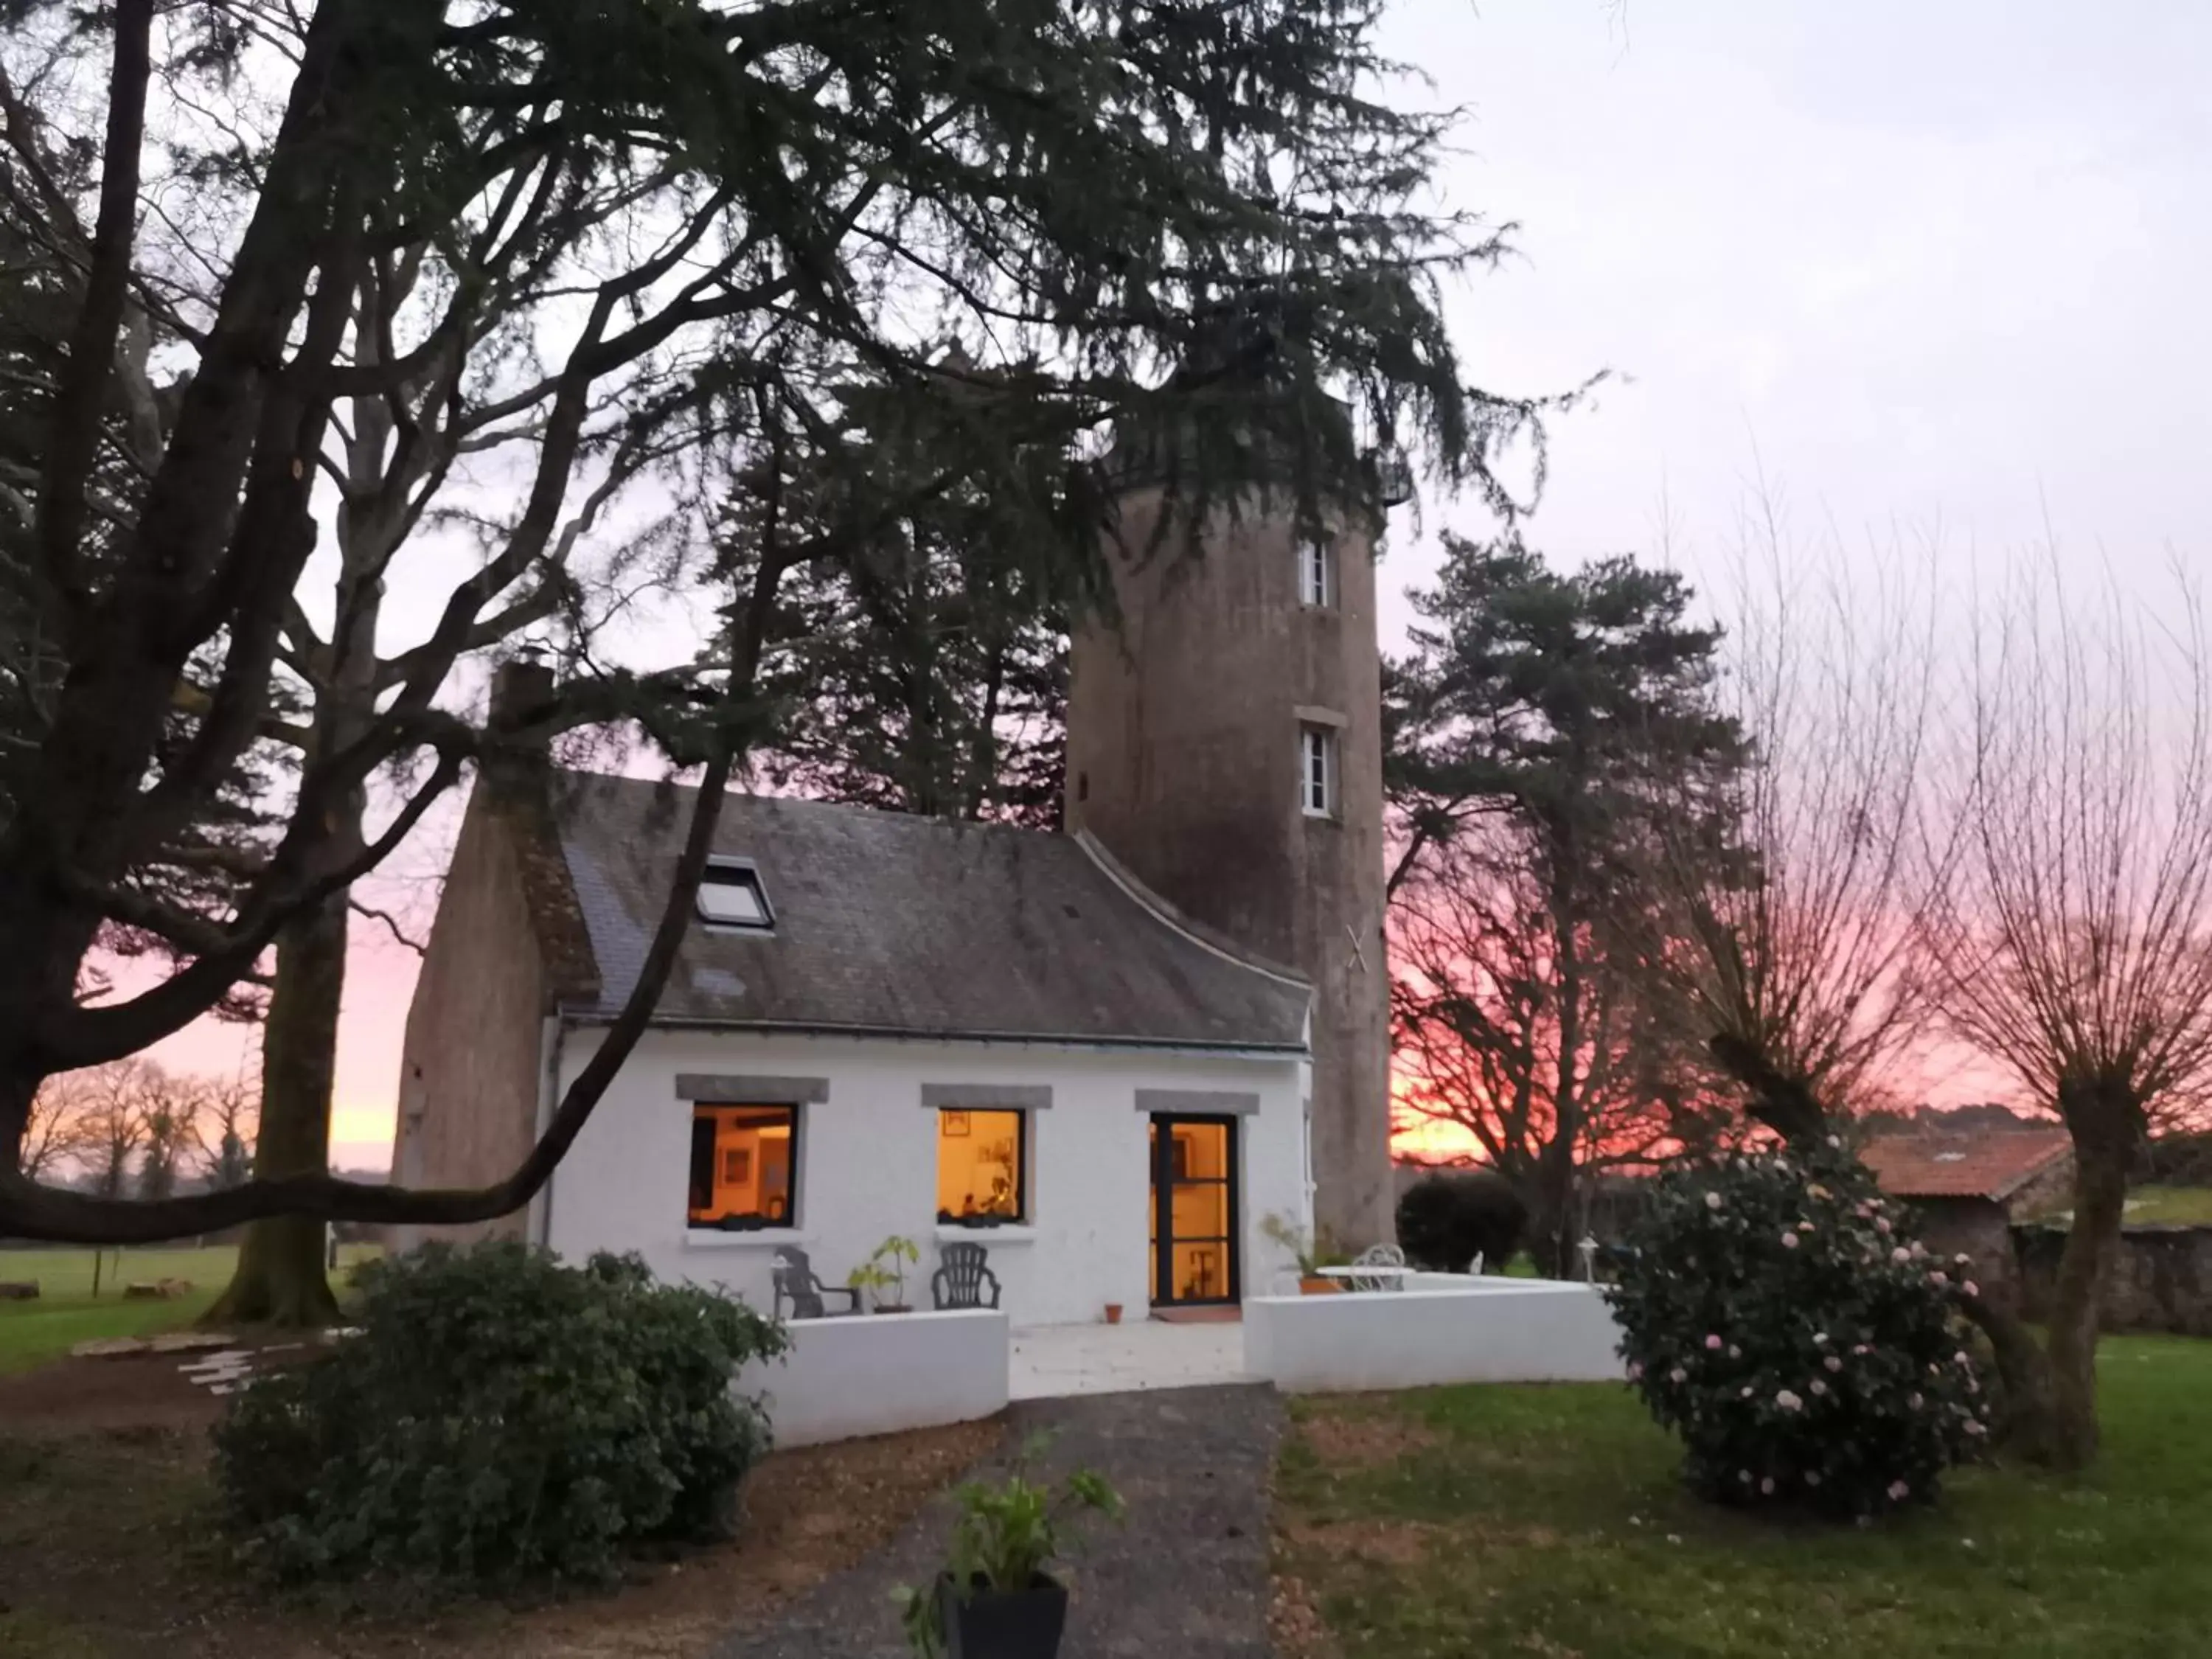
<box><xmin>0</xmin><ymin>1245</ymin><xmax>380</xmax><ymax>1374</ymax></box>
<box><xmin>2123</xmin><ymin>1186</ymin><xmax>2212</xmax><ymax>1225</ymax></box>
<box><xmin>1277</xmin><ymin>1335</ymin><xmax>2212</xmax><ymax>1659</ymax></box>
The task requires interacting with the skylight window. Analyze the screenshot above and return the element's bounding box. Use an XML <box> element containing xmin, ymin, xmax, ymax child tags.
<box><xmin>697</xmin><ymin>863</ymin><xmax>773</xmax><ymax>930</ymax></box>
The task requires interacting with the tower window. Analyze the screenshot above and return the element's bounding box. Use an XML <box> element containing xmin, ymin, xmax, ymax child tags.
<box><xmin>697</xmin><ymin>861</ymin><xmax>773</xmax><ymax>930</ymax></box>
<box><xmin>1298</xmin><ymin>535</ymin><xmax>1335</xmax><ymax>608</ymax></box>
<box><xmin>1300</xmin><ymin>726</ymin><xmax>1338</xmax><ymax>818</ymax></box>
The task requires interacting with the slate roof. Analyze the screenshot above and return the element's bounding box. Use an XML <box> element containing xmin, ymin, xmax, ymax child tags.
<box><xmin>1862</xmin><ymin>1129</ymin><xmax>2073</xmax><ymax>1202</ymax></box>
<box><xmin>543</xmin><ymin>770</ymin><xmax>1310</xmax><ymax>1052</ymax></box>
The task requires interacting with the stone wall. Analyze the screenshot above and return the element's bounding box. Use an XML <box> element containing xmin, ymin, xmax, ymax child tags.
<box><xmin>1907</xmin><ymin>1197</ymin><xmax>2021</xmax><ymax>1304</ymax></box>
<box><xmin>2012</xmin><ymin>1223</ymin><xmax>2212</xmax><ymax>1337</ymax></box>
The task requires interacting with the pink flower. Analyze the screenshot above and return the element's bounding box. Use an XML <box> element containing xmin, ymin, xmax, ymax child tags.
<box><xmin>1627</xmin><ymin>1362</ymin><xmax>1644</xmax><ymax>1381</ymax></box>
<box><xmin>1813</xmin><ymin>1331</ymin><xmax>1829</xmax><ymax>1344</ymax></box>
<box><xmin>1877</xmin><ymin>1218</ymin><xmax>1893</xmax><ymax>1235</ymax></box>
<box><xmin>1760</xmin><ymin>1476</ymin><xmax>1776</xmax><ymax>1495</ymax></box>
<box><xmin>1804</xmin><ymin>1470</ymin><xmax>1822</xmax><ymax>1487</ymax></box>
<box><xmin>1798</xmin><ymin>1220</ymin><xmax>1817</xmax><ymax>1233</ymax></box>
<box><xmin>1729</xmin><ymin>1344</ymin><xmax>1742</xmax><ymax>1358</ymax></box>
<box><xmin>1669</xmin><ymin>1368</ymin><xmax>1688</xmax><ymax>1384</ymax></box>
<box><xmin>1892</xmin><ymin>1247</ymin><xmax>1912</xmax><ymax>1264</ymax></box>
<box><xmin>1705</xmin><ymin>1334</ymin><xmax>1724</xmax><ymax>1351</ymax></box>
<box><xmin>1853</xmin><ymin>1344</ymin><xmax>1871</xmax><ymax>1356</ymax></box>
<box><xmin>1964</xmin><ymin>1281</ymin><xmax>1980</xmax><ymax>1298</ymax></box>
<box><xmin>1824</xmin><ymin>1355</ymin><xmax>1843</xmax><ymax>1372</ymax></box>
<box><xmin>1909</xmin><ymin>1392</ymin><xmax>1925</xmax><ymax>1409</ymax></box>
<box><xmin>1826</xmin><ymin>1135</ymin><xmax>1843</xmax><ymax>1149</ymax></box>
<box><xmin>1810</xmin><ymin>1380</ymin><xmax>1829</xmax><ymax>1397</ymax></box>
<box><xmin>1781</xmin><ymin>1232</ymin><xmax>1801</xmax><ymax>1249</ymax></box>
<box><xmin>1775</xmin><ymin>1389</ymin><xmax>1804</xmax><ymax>1411</ymax></box>
<box><xmin>1854</xmin><ymin>1203</ymin><xmax>1873</xmax><ymax>1218</ymax></box>
<box><xmin>1964</xmin><ymin>1419</ymin><xmax>1989</xmax><ymax>1437</ymax></box>
<box><xmin>1807</xmin><ymin>1183</ymin><xmax>1831</xmax><ymax>1200</ymax></box>
<box><xmin>1740</xmin><ymin>1385</ymin><xmax>1753</xmax><ymax>1397</ymax></box>
<box><xmin>1705</xmin><ymin>1192</ymin><xmax>1724</xmax><ymax>1210</ymax></box>
<box><xmin>1955</xmin><ymin>1352</ymin><xmax>1972</xmax><ymax>1366</ymax></box>
<box><xmin>1929</xmin><ymin>1270</ymin><xmax>1949</xmax><ymax>1287</ymax></box>
<box><xmin>1888</xmin><ymin>1479</ymin><xmax>1911</xmax><ymax>1503</ymax></box>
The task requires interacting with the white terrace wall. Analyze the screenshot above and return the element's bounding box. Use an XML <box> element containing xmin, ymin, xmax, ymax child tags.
<box><xmin>540</xmin><ymin>1026</ymin><xmax>1310</xmax><ymax>1330</ymax></box>
<box><xmin>1245</xmin><ymin>1280</ymin><xmax>1627</xmax><ymax>1393</ymax></box>
<box><xmin>735</xmin><ymin>1308</ymin><xmax>1009</xmax><ymax>1447</ymax></box>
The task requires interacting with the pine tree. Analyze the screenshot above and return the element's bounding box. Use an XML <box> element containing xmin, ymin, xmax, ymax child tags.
<box><xmin>1388</xmin><ymin>536</ymin><xmax>1749</xmax><ymax>1273</ymax></box>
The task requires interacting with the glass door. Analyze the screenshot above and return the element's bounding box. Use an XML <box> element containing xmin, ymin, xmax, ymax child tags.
<box><xmin>1148</xmin><ymin>1115</ymin><xmax>1239</xmax><ymax>1307</ymax></box>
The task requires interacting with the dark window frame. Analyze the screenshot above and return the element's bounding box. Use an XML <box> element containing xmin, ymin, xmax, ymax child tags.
<box><xmin>934</xmin><ymin>1105</ymin><xmax>1030</xmax><ymax>1226</ymax></box>
<box><xmin>686</xmin><ymin>1102</ymin><xmax>801</xmax><ymax>1231</ymax></box>
<box><xmin>696</xmin><ymin>860</ymin><xmax>775</xmax><ymax>931</ymax></box>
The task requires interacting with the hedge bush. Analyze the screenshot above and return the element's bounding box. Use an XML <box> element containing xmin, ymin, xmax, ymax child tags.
<box><xmin>214</xmin><ymin>1244</ymin><xmax>785</xmax><ymax>1584</ymax></box>
<box><xmin>1607</xmin><ymin>1139</ymin><xmax>1989</xmax><ymax>1518</ymax></box>
<box><xmin>1397</xmin><ymin>1169</ymin><xmax>1528</xmax><ymax>1272</ymax></box>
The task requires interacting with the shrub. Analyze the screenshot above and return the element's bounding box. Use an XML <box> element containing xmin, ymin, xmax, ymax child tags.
<box><xmin>1396</xmin><ymin>1169</ymin><xmax>1528</xmax><ymax>1272</ymax></box>
<box><xmin>1606</xmin><ymin>1139</ymin><xmax>1989</xmax><ymax>1518</ymax></box>
<box><xmin>214</xmin><ymin>1243</ymin><xmax>785</xmax><ymax>1585</ymax></box>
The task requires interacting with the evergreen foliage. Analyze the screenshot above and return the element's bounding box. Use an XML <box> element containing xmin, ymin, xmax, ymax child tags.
<box><xmin>1395</xmin><ymin>1169</ymin><xmax>1528</xmax><ymax>1272</ymax></box>
<box><xmin>212</xmin><ymin>1245</ymin><xmax>785</xmax><ymax>1584</ymax></box>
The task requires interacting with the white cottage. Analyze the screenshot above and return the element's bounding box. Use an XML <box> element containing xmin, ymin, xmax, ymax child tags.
<box><xmin>391</xmin><ymin>728</ymin><xmax>1317</xmax><ymax>1328</ymax></box>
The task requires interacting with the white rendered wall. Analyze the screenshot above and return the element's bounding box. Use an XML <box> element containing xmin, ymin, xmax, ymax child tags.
<box><xmin>735</xmin><ymin>1308</ymin><xmax>1009</xmax><ymax>1447</ymax></box>
<box><xmin>542</xmin><ymin>1027</ymin><xmax>1310</xmax><ymax>1330</ymax></box>
<box><xmin>1245</xmin><ymin>1281</ymin><xmax>1627</xmax><ymax>1391</ymax></box>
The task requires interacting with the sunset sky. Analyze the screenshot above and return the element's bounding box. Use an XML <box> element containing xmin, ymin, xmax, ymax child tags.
<box><xmin>147</xmin><ymin>0</ymin><xmax>2209</xmax><ymax>1174</ymax></box>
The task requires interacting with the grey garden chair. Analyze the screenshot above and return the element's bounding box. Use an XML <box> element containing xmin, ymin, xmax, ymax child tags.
<box><xmin>931</xmin><ymin>1240</ymin><xmax>1003</xmax><ymax>1310</ymax></box>
<box><xmin>771</xmin><ymin>1246</ymin><xmax>860</xmax><ymax>1320</ymax></box>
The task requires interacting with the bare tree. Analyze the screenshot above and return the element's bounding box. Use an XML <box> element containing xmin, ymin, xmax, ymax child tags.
<box><xmin>200</xmin><ymin>1067</ymin><xmax>259</xmax><ymax>1192</ymax></box>
<box><xmin>135</xmin><ymin>1067</ymin><xmax>205</xmax><ymax>1203</ymax></box>
<box><xmin>1394</xmin><ymin>828</ymin><xmax>1721</xmax><ymax>1259</ymax></box>
<box><xmin>14</xmin><ymin>1072</ymin><xmax>77</xmax><ymax>1182</ymax></box>
<box><xmin>1634</xmin><ymin>504</ymin><xmax>1952</xmax><ymax>1143</ymax></box>
<box><xmin>1922</xmin><ymin>557</ymin><xmax>2212</xmax><ymax>1469</ymax></box>
<box><xmin>42</xmin><ymin>1059</ymin><xmax>156</xmax><ymax>1200</ymax></box>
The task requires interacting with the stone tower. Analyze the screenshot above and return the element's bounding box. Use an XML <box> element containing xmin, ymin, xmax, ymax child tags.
<box><xmin>1065</xmin><ymin>470</ymin><xmax>1396</xmax><ymax>1250</ymax></box>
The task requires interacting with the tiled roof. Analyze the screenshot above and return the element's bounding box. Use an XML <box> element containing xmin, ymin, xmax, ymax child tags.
<box><xmin>1862</xmin><ymin>1129</ymin><xmax>2072</xmax><ymax>1202</ymax></box>
<box><xmin>545</xmin><ymin>771</ymin><xmax>1310</xmax><ymax>1052</ymax></box>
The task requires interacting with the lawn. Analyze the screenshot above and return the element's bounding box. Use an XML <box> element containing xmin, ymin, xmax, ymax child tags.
<box><xmin>2124</xmin><ymin>1186</ymin><xmax>2212</xmax><ymax>1225</ymax></box>
<box><xmin>1276</xmin><ymin>1335</ymin><xmax>2212</xmax><ymax>1659</ymax></box>
<box><xmin>0</xmin><ymin>1245</ymin><xmax>380</xmax><ymax>1375</ymax></box>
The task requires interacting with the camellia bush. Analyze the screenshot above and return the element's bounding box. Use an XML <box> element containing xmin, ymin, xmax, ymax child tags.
<box><xmin>214</xmin><ymin>1244</ymin><xmax>785</xmax><ymax>1584</ymax></box>
<box><xmin>1607</xmin><ymin>1138</ymin><xmax>1989</xmax><ymax>1518</ymax></box>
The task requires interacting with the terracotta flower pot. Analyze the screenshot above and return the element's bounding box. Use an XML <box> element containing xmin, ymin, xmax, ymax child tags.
<box><xmin>1103</xmin><ymin>1303</ymin><xmax>1123</xmax><ymax>1325</ymax></box>
<box><xmin>1299</xmin><ymin>1276</ymin><xmax>1342</xmax><ymax>1295</ymax></box>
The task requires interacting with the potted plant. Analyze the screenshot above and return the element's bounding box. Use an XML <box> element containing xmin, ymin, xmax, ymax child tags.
<box><xmin>1260</xmin><ymin>1211</ymin><xmax>1349</xmax><ymax>1295</ymax></box>
<box><xmin>847</xmin><ymin>1234</ymin><xmax>921</xmax><ymax>1313</ymax></box>
<box><xmin>1102</xmin><ymin>1302</ymin><xmax>1123</xmax><ymax>1326</ymax></box>
<box><xmin>896</xmin><ymin>1440</ymin><xmax>1122</xmax><ymax>1658</ymax></box>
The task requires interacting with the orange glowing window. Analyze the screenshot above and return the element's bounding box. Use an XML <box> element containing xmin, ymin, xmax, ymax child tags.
<box><xmin>935</xmin><ymin>1108</ymin><xmax>1027</xmax><ymax>1224</ymax></box>
<box><xmin>686</xmin><ymin>1104</ymin><xmax>797</xmax><ymax>1230</ymax></box>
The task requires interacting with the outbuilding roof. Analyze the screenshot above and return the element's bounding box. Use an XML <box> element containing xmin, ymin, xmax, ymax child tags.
<box><xmin>1862</xmin><ymin>1129</ymin><xmax>2073</xmax><ymax>1202</ymax></box>
<box><xmin>543</xmin><ymin>770</ymin><xmax>1311</xmax><ymax>1054</ymax></box>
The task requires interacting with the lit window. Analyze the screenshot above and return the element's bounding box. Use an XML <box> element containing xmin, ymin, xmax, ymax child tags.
<box><xmin>697</xmin><ymin>862</ymin><xmax>773</xmax><ymax>929</ymax></box>
<box><xmin>1298</xmin><ymin>535</ymin><xmax>1335</xmax><ymax>608</ymax></box>
<box><xmin>1300</xmin><ymin>726</ymin><xmax>1337</xmax><ymax>817</ymax></box>
<box><xmin>936</xmin><ymin>1108</ymin><xmax>1027</xmax><ymax>1224</ymax></box>
<box><xmin>687</xmin><ymin>1104</ymin><xmax>798</xmax><ymax>1229</ymax></box>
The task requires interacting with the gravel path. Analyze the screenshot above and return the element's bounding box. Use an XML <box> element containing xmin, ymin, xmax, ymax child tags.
<box><xmin>711</xmin><ymin>1384</ymin><xmax>1284</xmax><ymax>1659</ymax></box>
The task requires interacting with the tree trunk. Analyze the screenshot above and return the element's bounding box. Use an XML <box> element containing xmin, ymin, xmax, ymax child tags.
<box><xmin>1957</xmin><ymin>1293</ymin><xmax>2059</xmax><ymax>1458</ymax></box>
<box><xmin>204</xmin><ymin>895</ymin><xmax>348</xmax><ymax>1326</ymax></box>
<box><xmin>2041</xmin><ymin>1130</ymin><xmax>2129</xmax><ymax>1470</ymax></box>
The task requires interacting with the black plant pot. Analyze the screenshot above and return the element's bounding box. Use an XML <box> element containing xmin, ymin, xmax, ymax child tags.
<box><xmin>935</xmin><ymin>1570</ymin><xmax>1068</xmax><ymax>1659</ymax></box>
